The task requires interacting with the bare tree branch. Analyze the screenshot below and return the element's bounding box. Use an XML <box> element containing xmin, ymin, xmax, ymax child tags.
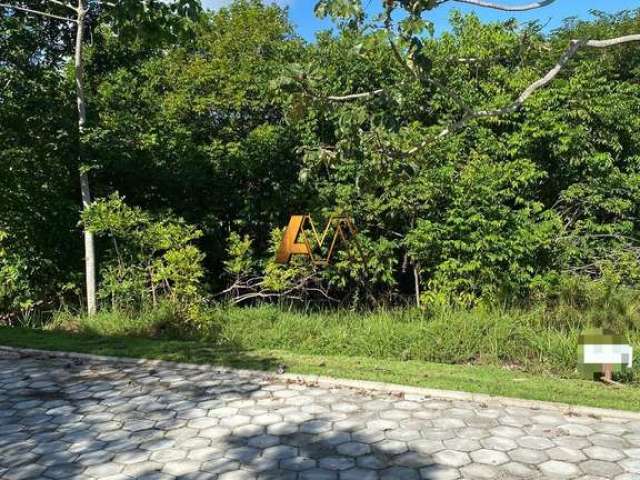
<box><xmin>450</xmin><ymin>0</ymin><xmax>556</xmax><ymax>12</ymax></box>
<box><xmin>45</xmin><ymin>0</ymin><xmax>78</xmax><ymax>13</ymax></box>
<box><xmin>407</xmin><ymin>34</ymin><xmax>640</xmax><ymax>154</ymax></box>
<box><xmin>0</xmin><ymin>2</ymin><xmax>76</xmax><ymax>21</ymax></box>
<box><xmin>327</xmin><ymin>89</ymin><xmax>385</xmax><ymax>101</ymax></box>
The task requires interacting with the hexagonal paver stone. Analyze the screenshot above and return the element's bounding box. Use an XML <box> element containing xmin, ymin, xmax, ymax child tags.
<box><xmin>262</xmin><ymin>445</ymin><xmax>298</xmax><ymax>460</ymax></box>
<box><xmin>380</xmin><ymin>466</ymin><xmax>419</xmax><ymax>480</ymax></box>
<box><xmin>220</xmin><ymin>415</ymin><xmax>252</xmax><ymax>428</ymax></box>
<box><xmin>3</xmin><ymin>464</ymin><xmax>48</xmax><ymax>480</ymax></box>
<box><xmin>299</xmin><ymin>467</ymin><xmax>338</xmax><ymax>479</ymax></box>
<box><xmin>202</xmin><ymin>458</ymin><xmax>240</xmax><ymax>475</ymax></box>
<box><xmin>188</xmin><ymin>417</ymin><xmax>219</xmax><ymax>429</ymax></box>
<box><xmin>41</xmin><ymin>464</ymin><xmax>86</xmax><ymax>480</ymax></box>
<box><xmin>444</xmin><ymin>438</ymin><xmax>481</xmax><ymax>452</ymax></box>
<box><xmin>319</xmin><ymin>456</ymin><xmax>355</xmax><ymax>471</ymax></box>
<box><xmin>150</xmin><ymin>448</ymin><xmax>188</xmax><ymax>462</ymax></box>
<box><xmin>625</xmin><ymin>448</ymin><xmax>640</xmax><ymax>459</ymax></box>
<box><xmin>224</xmin><ymin>447</ymin><xmax>259</xmax><ymax>463</ymax></box>
<box><xmin>337</xmin><ymin>442</ymin><xmax>371</xmax><ymax>457</ymax></box>
<box><xmin>589</xmin><ymin>433</ymin><xmax>628</xmax><ymax>449</ymax></box>
<box><xmin>386</xmin><ymin>429</ymin><xmax>421</xmax><ymax>442</ymax></box>
<box><xmin>584</xmin><ymin>446</ymin><xmax>625</xmax><ymax>462</ymax></box>
<box><xmin>509</xmin><ymin>448</ymin><xmax>548</xmax><ymax>465</ymax></box>
<box><xmin>480</xmin><ymin>436</ymin><xmax>517</xmax><ymax>452</ymax></box>
<box><xmin>432</xmin><ymin>418</ymin><xmax>466</xmax><ymax>430</ymax></box>
<box><xmin>501</xmin><ymin>461</ymin><xmax>537</xmax><ymax>478</ymax></box>
<box><xmin>332</xmin><ymin>402</ymin><xmax>360</xmax><ymax>413</ymax></box>
<box><xmin>559</xmin><ymin>424</ymin><xmax>594</xmax><ymax>437</ymax></box>
<box><xmin>538</xmin><ymin>460</ymin><xmax>581</xmax><ymax>478</ymax></box>
<box><xmin>580</xmin><ymin>459</ymin><xmax>624</xmax><ymax>477</ymax></box>
<box><xmin>375</xmin><ymin>440</ymin><xmax>409</xmax><ymax>456</ymax></box>
<box><xmin>281</xmin><ymin>456</ymin><xmax>317</xmax><ymax>471</ymax></box>
<box><xmin>547</xmin><ymin>447</ymin><xmax>587</xmax><ymax>463</ymax></box>
<box><xmin>123</xmin><ymin>419</ymin><xmax>156</xmax><ymax>431</ymax></box>
<box><xmin>301</xmin><ymin>420</ymin><xmax>333</xmax><ymax>434</ymax></box>
<box><xmin>267</xmin><ymin>422</ymin><xmax>298</xmax><ymax>436</ymax></box>
<box><xmin>218</xmin><ymin>471</ymin><xmax>257</xmax><ymax>480</ymax></box>
<box><xmin>352</xmin><ymin>429</ymin><xmax>386</xmax><ymax>444</ymax></box>
<box><xmin>620</xmin><ymin>458</ymin><xmax>640</xmax><ymax>473</ymax></box>
<box><xmin>554</xmin><ymin>436</ymin><xmax>593</xmax><ymax>450</ymax></box>
<box><xmin>253</xmin><ymin>414</ymin><xmax>282</xmax><ymax>426</ymax></box>
<box><xmin>162</xmin><ymin>460</ymin><xmax>202</xmax><ymax>476</ymax></box>
<box><xmin>517</xmin><ymin>436</ymin><xmax>555</xmax><ymax>450</ymax></box>
<box><xmin>340</xmin><ymin>467</ymin><xmax>379</xmax><ymax>480</ymax></box>
<box><xmin>419</xmin><ymin>465</ymin><xmax>460</xmax><ymax>480</ymax></box>
<box><xmin>85</xmin><ymin>463</ymin><xmax>124</xmax><ymax>477</ymax></box>
<box><xmin>380</xmin><ymin>409</ymin><xmax>412</xmax><ymax>421</ymax></box>
<box><xmin>433</xmin><ymin>450</ymin><xmax>471</xmax><ymax>468</ymax></box>
<box><xmin>393</xmin><ymin>452</ymin><xmax>433</xmax><ymax>469</ymax></box>
<box><xmin>365</xmin><ymin>419</ymin><xmax>398</xmax><ymax>432</ymax></box>
<box><xmin>460</xmin><ymin>463</ymin><xmax>498</xmax><ymax>479</ymax></box>
<box><xmin>248</xmin><ymin>434</ymin><xmax>280</xmax><ymax>449</ymax></box>
<box><xmin>470</xmin><ymin>449</ymin><xmax>509</xmax><ymax>466</ymax></box>
<box><xmin>357</xmin><ymin>454</ymin><xmax>388</xmax><ymax>470</ymax></box>
<box><xmin>490</xmin><ymin>426</ymin><xmax>525</xmax><ymax>439</ymax></box>
<box><xmin>245</xmin><ymin>456</ymin><xmax>279</xmax><ymax>473</ymax></box>
<box><xmin>113</xmin><ymin>449</ymin><xmax>151</xmax><ymax>465</ymax></box>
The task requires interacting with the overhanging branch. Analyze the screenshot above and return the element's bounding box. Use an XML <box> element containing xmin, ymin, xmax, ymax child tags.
<box><xmin>407</xmin><ymin>34</ymin><xmax>640</xmax><ymax>154</ymax></box>
<box><xmin>327</xmin><ymin>89</ymin><xmax>385</xmax><ymax>101</ymax></box>
<box><xmin>450</xmin><ymin>0</ymin><xmax>556</xmax><ymax>11</ymax></box>
<box><xmin>0</xmin><ymin>2</ymin><xmax>76</xmax><ymax>21</ymax></box>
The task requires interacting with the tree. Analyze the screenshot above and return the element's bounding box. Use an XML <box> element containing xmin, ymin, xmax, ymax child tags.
<box><xmin>89</xmin><ymin>1</ymin><xmax>310</xmax><ymax>290</ymax></box>
<box><xmin>0</xmin><ymin>0</ymin><xmax>200</xmax><ymax>314</ymax></box>
<box><xmin>312</xmin><ymin>0</ymin><xmax>639</xmax><ymax>147</ymax></box>
<box><xmin>270</xmin><ymin>2</ymin><xmax>640</xmax><ymax>305</ymax></box>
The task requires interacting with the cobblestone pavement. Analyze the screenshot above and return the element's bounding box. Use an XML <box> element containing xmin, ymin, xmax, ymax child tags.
<box><xmin>1</xmin><ymin>356</ymin><xmax>640</xmax><ymax>480</ymax></box>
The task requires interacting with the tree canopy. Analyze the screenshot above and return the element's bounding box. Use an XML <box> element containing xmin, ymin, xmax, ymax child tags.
<box><xmin>1</xmin><ymin>0</ymin><xmax>639</xmax><ymax>316</ymax></box>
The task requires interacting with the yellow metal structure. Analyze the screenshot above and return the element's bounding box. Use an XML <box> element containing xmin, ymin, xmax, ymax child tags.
<box><xmin>276</xmin><ymin>215</ymin><xmax>358</xmax><ymax>265</ymax></box>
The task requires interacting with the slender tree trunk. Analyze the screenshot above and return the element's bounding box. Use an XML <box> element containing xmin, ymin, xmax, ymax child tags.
<box><xmin>413</xmin><ymin>262</ymin><xmax>421</xmax><ymax>309</ymax></box>
<box><xmin>74</xmin><ymin>1</ymin><xmax>96</xmax><ymax>315</ymax></box>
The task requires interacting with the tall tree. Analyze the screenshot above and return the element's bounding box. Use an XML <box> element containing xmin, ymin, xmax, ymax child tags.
<box><xmin>0</xmin><ymin>0</ymin><xmax>200</xmax><ymax>314</ymax></box>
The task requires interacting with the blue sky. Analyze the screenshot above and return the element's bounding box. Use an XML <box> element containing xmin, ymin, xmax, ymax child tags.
<box><xmin>203</xmin><ymin>1</ymin><xmax>639</xmax><ymax>40</ymax></box>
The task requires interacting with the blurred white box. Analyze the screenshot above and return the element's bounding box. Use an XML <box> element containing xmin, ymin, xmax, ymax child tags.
<box><xmin>583</xmin><ymin>344</ymin><xmax>632</xmax><ymax>368</ymax></box>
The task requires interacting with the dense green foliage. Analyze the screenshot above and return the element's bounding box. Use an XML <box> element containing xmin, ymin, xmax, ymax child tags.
<box><xmin>2</xmin><ymin>1</ymin><xmax>639</xmax><ymax>328</ymax></box>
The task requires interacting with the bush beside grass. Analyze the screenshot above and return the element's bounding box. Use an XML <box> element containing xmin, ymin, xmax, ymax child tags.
<box><xmin>49</xmin><ymin>303</ymin><xmax>640</xmax><ymax>381</ymax></box>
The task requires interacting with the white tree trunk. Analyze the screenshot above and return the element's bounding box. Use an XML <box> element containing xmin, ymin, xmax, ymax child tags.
<box><xmin>74</xmin><ymin>0</ymin><xmax>96</xmax><ymax>315</ymax></box>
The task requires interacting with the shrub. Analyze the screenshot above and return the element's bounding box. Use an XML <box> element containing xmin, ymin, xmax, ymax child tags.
<box><xmin>82</xmin><ymin>194</ymin><xmax>205</xmax><ymax>310</ymax></box>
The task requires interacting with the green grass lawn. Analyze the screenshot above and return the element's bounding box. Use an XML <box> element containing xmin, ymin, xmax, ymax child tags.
<box><xmin>1</xmin><ymin>326</ymin><xmax>639</xmax><ymax>412</ymax></box>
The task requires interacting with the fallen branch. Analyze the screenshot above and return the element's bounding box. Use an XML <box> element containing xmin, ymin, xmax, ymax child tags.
<box><xmin>407</xmin><ymin>34</ymin><xmax>640</xmax><ymax>154</ymax></box>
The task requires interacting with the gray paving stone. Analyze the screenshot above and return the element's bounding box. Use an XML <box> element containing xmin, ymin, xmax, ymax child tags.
<box><xmin>470</xmin><ymin>449</ymin><xmax>509</xmax><ymax>466</ymax></box>
<box><xmin>341</xmin><ymin>467</ymin><xmax>379</xmax><ymax>480</ymax></box>
<box><xmin>281</xmin><ymin>456</ymin><xmax>316</xmax><ymax>471</ymax></box>
<box><xmin>459</xmin><ymin>463</ymin><xmax>498</xmax><ymax>479</ymax></box>
<box><xmin>444</xmin><ymin>438</ymin><xmax>481</xmax><ymax>452</ymax></box>
<box><xmin>517</xmin><ymin>435</ymin><xmax>555</xmax><ymax>450</ymax></box>
<box><xmin>419</xmin><ymin>465</ymin><xmax>460</xmax><ymax>480</ymax></box>
<box><xmin>433</xmin><ymin>450</ymin><xmax>471</xmax><ymax>468</ymax></box>
<box><xmin>337</xmin><ymin>441</ymin><xmax>371</xmax><ymax>456</ymax></box>
<box><xmin>318</xmin><ymin>456</ymin><xmax>355</xmax><ymax>470</ymax></box>
<box><xmin>539</xmin><ymin>460</ymin><xmax>581</xmax><ymax>478</ymax></box>
<box><xmin>0</xmin><ymin>356</ymin><xmax>637</xmax><ymax>480</ymax></box>
<box><xmin>580</xmin><ymin>459</ymin><xmax>624</xmax><ymax>476</ymax></box>
<box><xmin>584</xmin><ymin>445</ymin><xmax>625</xmax><ymax>462</ymax></box>
<box><xmin>299</xmin><ymin>467</ymin><xmax>338</xmax><ymax>479</ymax></box>
<box><xmin>380</xmin><ymin>466</ymin><xmax>419</xmax><ymax>479</ymax></box>
<box><xmin>509</xmin><ymin>447</ymin><xmax>549</xmax><ymax>464</ymax></box>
